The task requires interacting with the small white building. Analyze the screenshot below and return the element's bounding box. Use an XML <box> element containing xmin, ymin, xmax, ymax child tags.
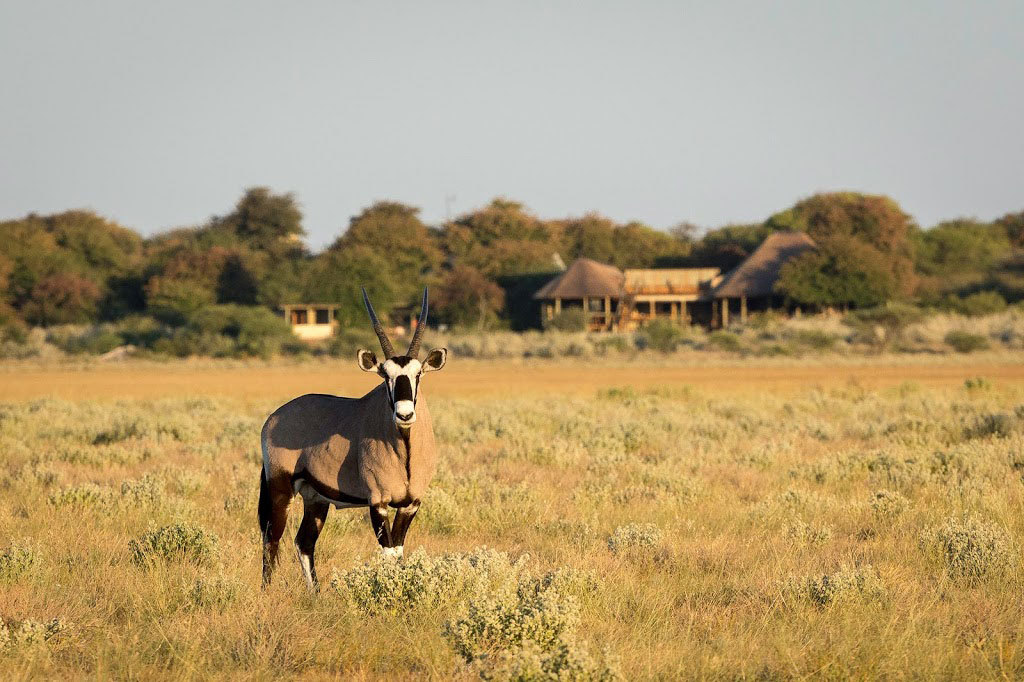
<box><xmin>280</xmin><ymin>303</ymin><xmax>339</xmax><ymax>341</ymax></box>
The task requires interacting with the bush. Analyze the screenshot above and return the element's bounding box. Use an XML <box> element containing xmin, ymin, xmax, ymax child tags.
<box><xmin>185</xmin><ymin>575</ymin><xmax>241</xmax><ymax>611</ymax></box>
<box><xmin>607</xmin><ymin>523</ymin><xmax>664</xmax><ymax>555</ymax></box>
<box><xmin>48</xmin><ymin>483</ymin><xmax>112</xmax><ymax>508</ymax></box>
<box><xmin>790</xmin><ymin>329</ymin><xmax>838</xmax><ymax>351</ymax></box>
<box><xmin>945</xmin><ymin>330</ymin><xmax>989</xmax><ymax>353</ymax></box>
<box><xmin>0</xmin><ymin>618</ymin><xmax>68</xmax><ymax>649</ymax></box>
<box><xmin>964</xmin><ymin>412</ymin><xmax>1015</xmax><ymax>440</ymax></box>
<box><xmin>706</xmin><ymin>330</ymin><xmax>742</xmax><ymax>352</ymax></box>
<box><xmin>128</xmin><ymin>522</ymin><xmax>219</xmax><ymax>566</ymax></box>
<box><xmin>544</xmin><ymin>309</ymin><xmax>587</xmax><ymax>332</ymax></box>
<box><xmin>947</xmin><ymin>291</ymin><xmax>1008</xmax><ymax>317</ymax></box>
<box><xmin>331</xmin><ymin>548</ymin><xmax>530</xmax><ymax>615</ymax></box>
<box><xmin>185</xmin><ymin>304</ymin><xmax>293</xmax><ymax>358</ymax></box>
<box><xmin>445</xmin><ymin>576</ymin><xmax>581</xmax><ymax>662</ymax></box>
<box><xmin>920</xmin><ymin>515</ymin><xmax>1013</xmax><ymax>582</ymax></box>
<box><xmin>845</xmin><ymin>302</ymin><xmax>927</xmax><ymax>347</ymax></box>
<box><xmin>0</xmin><ymin>542</ymin><xmax>38</xmax><ymax>581</ymax></box>
<box><xmin>869</xmin><ymin>489</ymin><xmax>909</xmax><ymax>519</ymax></box>
<box><xmin>47</xmin><ymin>325</ymin><xmax>123</xmax><ymax>355</ymax></box>
<box><xmin>784</xmin><ymin>564</ymin><xmax>884</xmax><ymax>607</ymax></box>
<box><xmin>477</xmin><ymin>638</ymin><xmax>622</xmax><ymax>681</ymax></box>
<box><xmin>324</xmin><ymin>326</ymin><xmax>381</xmax><ymax>358</ymax></box>
<box><xmin>641</xmin><ymin>319</ymin><xmax>685</xmax><ymax>353</ymax></box>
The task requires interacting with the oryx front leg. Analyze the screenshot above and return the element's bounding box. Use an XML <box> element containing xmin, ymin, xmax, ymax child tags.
<box><xmin>388</xmin><ymin>501</ymin><xmax>420</xmax><ymax>559</ymax></box>
<box><xmin>294</xmin><ymin>499</ymin><xmax>330</xmax><ymax>591</ymax></box>
<box><xmin>369</xmin><ymin>505</ymin><xmax>395</xmax><ymax>554</ymax></box>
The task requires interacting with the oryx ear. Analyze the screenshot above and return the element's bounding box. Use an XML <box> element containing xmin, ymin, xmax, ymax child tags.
<box><xmin>423</xmin><ymin>347</ymin><xmax>447</xmax><ymax>372</ymax></box>
<box><xmin>356</xmin><ymin>349</ymin><xmax>379</xmax><ymax>372</ymax></box>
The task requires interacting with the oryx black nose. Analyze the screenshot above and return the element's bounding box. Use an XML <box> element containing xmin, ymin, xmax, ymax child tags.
<box><xmin>396</xmin><ymin>411</ymin><xmax>413</xmax><ymax>421</ymax></box>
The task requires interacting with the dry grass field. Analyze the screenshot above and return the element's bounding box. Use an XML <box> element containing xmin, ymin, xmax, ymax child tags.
<box><xmin>1</xmin><ymin>356</ymin><xmax>1023</xmax><ymax>679</ymax></box>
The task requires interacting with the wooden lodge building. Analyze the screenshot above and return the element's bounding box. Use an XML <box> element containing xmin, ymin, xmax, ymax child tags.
<box><xmin>534</xmin><ymin>231</ymin><xmax>816</xmax><ymax>331</ymax></box>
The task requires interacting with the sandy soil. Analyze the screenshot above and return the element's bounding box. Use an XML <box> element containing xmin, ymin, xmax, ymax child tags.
<box><xmin>2</xmin><ymin>356</ymin><xmax>1023</xmax><ymax>401</ymax></box>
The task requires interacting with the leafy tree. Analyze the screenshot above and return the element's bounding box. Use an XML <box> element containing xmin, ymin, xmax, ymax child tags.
<box><xmin>211</xmin><ymin>187</ymin><xmax>305</xmax><ymax>258</ymax></box>
<box><xmin>995</xmin><ymin>210</ymin><xmax>1024</xmax><ymax>247</ymax></box>
<box><xmin>331</xmin><ymin>201</ymin><xmax>441</xmax><ymax>305</ymax></box>
<box><xmin>689</xmin><ymin>223</ymin><xmax>771</xmax><ymax>271</ymax></box>
<box><xmin>433</xmin><ymin>265</ymin><xmax>505</xmax><ymax>329</ymax></box>
<box><xmin>776</xmin><ymin>234</ymin><xmax>896</xmax><ymax>308</ymax></box>
<box><xmin>21</xmin><ymin>273</ymin><xmax>102</xmax><ymax>325</ymax></box>
<box><xmin>443</xmin><ymin>199</ymin><xmax>562</xmax><ymax>277</ymax></box>
<box><xmin>144</xmin><ymin>277</ymin><xmax>216</xmax><ymax>325</ymax></box>
<box><xmin>914</xmin><ymin>219</ymin><xmax>1010</xmax><ymax>278</ymax></box>
<box><xmin>610</xmin><ymin>221</ymin><xmax>691</xmax><ymax>268</ymax></box>
<box><xmin>561</xmin><ymin>214</ymin><xmax>616</xmax><ymax>263</ymax></box>
<box><xmin>766</xmin><ymin>192</ymin><xmax>917</xmax><ymax>297</ymax></box>
<box><xmin>302</xmin><ymin>245</ymin><xmax>400</xmax><ymax>328</ymax></box>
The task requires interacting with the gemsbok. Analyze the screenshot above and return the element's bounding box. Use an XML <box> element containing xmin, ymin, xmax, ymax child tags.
<box><xmin>258</xmin><ymin>287</ymin><xmax>446</xmax><ymax>589</ymax></box>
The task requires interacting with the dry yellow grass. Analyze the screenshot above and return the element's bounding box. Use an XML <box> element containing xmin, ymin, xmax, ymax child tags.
<box><xmin>1</xmin><ymin>357</ymin><xmax>1023</xmax><ymax>679</ymax></box>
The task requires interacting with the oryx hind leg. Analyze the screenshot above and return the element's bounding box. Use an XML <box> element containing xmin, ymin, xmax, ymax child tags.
<box><xmin>259</xmin><ymin>468</ymin><xmax>292</xmax><ymax>587</ymax></box>
<box><xmin>295</xmin><ymin>499</ymin><xmax>330</xmax><ymax>591</ymax></box>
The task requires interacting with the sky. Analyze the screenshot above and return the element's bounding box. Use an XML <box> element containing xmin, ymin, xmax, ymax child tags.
<box><xmin>1</xmin><ymin>1</ymin><xmax>1021</xmax><ymax>250</ymax></box>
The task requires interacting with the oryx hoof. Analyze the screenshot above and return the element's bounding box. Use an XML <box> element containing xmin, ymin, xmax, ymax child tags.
<box><xmin>381</xmin><ymin>546</ymin><xmax>404</xmax><ymax>560</ymax></box>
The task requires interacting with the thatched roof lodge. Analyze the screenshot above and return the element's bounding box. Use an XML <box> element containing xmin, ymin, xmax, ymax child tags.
<box><xmin>712</xmin><ymin>231</ymin><xmax>816</xmax><ymax>326</ymax></box>
<box><xmin>533</xmin><ymin>258</ymin><xmax>625</xmax><ymax>331</ymax></box>
<box><xmin>532</xmin><ymin>231</ymin><xmax>817</xmax><ymax>330</ymax></box>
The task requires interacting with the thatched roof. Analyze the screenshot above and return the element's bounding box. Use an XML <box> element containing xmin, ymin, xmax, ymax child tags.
<box><xmin>533</xmin><ymin>258</ymin><xmax>625</xmax><ymax>299</ymax></box>
<box><xmin>713</xmin><ymin>231</ymin><xmax>816</xmax><ymax>299</ymax></box>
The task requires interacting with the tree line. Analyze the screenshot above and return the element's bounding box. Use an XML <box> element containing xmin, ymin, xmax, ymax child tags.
<box><xmin>1</xmin><ymin>188</ymin><xmax>1021</xmax><ymax>341</ymax></box>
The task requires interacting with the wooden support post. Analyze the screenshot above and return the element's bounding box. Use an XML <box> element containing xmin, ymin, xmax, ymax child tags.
<box><xmin>740</xmin><ymin>295</ymin><xmax>747</xmax><ymax>325</ymax></box>
<box><xmin>604</xmin><ymin>296</ymin><xmax>611</xmax><ymax>330</ymax></box>
<box><xmin>721</xmin><ymin>298</ymin><xmax>729</xmax><ymax>327</ymax></box>
<box><xmin>555</xmin><ymin>298</ymin><xmax>561</xmax><ymax>316</ymax></box>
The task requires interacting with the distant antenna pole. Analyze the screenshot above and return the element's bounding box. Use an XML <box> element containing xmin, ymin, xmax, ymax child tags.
<box><xmin>445</xmin><ymin>194</ymin><xmax>456</xmax><ymax>222</ymax></box>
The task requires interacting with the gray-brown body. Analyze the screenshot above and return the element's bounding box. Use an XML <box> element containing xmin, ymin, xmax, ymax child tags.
<box><xmin>258</xmin><ymin>382</ymin><xmax>438</xmax><ymax>587</ymax></box>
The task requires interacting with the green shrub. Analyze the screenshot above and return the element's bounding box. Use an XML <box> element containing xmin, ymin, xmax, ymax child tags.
<box><xmin>869</xmin><ymin>489</ymin><xmax>909</xmax><ymax>519</ymax></box>
<box><xmin>47</xmin><ymin>325</ymin><xmax>123</xmax><ymax>355</ymax></box>
<box><xmin>0</xmin><ymin>542</ymin><xmax>38</xmax><ymax>581</ymax></box>
<box><xmin>185</xmin><ymin>575</ymin><xmax>241</xmax><ymax>611</ymax></box>
<box><xmin>706</xmin><ymin>330</ymin><xmax>742</xmax><ymax>352</ymax></box>
<box><xmin>185</xmin><ymin>304</ymin><xmax>293</xmax><ymax>358</ymax></box>
<box><xmin>128</xmin><ymin>522</ymin><xmax>219</xmax><ymax>566</ymax></box>
<box><xmin>947</xmin><ymin>291</ymin><xmax>1008</xmax><ymax>317</ymax></box>
<box><xmin>784</xmin><ymin>564</ymin><xmax>884</xmax><ymax>607</ymax></box>
<box><xmin>607</xmin><ymin>523</ymin><xmax>664</xmax><ymax>555</ymax></box>
<box><xmin>476</xmin><ymin>638</ymin><xmax>622</xmax><ymax>681</ymax></box>
<box><xmin>445</xmin><ymin>576</ymin><xmax>581</xmax><ymax>662</ymax></box>
<box><xmin>964</xmin><ymin>412</ymin><xmax>1015</xmax><ymax>440</ymax></box>
<box><xmin>120</xmin><ymin>474</ymin><xmax>165</xmax><ymax>506</ymax></box>
<box><xmin>324</xmin><ymin>326</ymin><xmax>381</xmax><ymax>358</ymax></box>
<box><xmin>0</xmin><ymin>618</ymin><xmax>68</xmax><ymax>649</ymax></box>
<box><xmin>845</xmin><ymin>302</ymin><xmax>927</xmax><ymax>347</ymax></box>
<box><xmin>115</xmin><ymin>315</ymin><xmax>167</xmax><ymax>348</ymax></box>
<box><xmin>641</xmin><ymin>319</ymin><xmax>686</xmax><ymax>353</ymax></box>
<box><xmin>48</xmin><ymin>483</ymin><xmax>112</xmax><ymax>508</ymax></box>
<box><xmin>331</xmin><ymin>548</ymin><xmax>529</xmax><ymax>615</ymax></box>
<box><xmin>920</xmin><ymin>515</ymin><xmax>1013</xmax><ymax>582</ymax></box>
<box><xmin>544</xmin><ymin>309</ymin><xmax>587</xmax><ymax>332</ymax></box>
<box><xmin>790</xmin><ymin>329</ymin><xmax>838</xmax><ymax>350</ymax></box>
<box><xmin>945</xmin><ymin>330</ymin><xmax>989</xmax><ymax>353</ymax></box>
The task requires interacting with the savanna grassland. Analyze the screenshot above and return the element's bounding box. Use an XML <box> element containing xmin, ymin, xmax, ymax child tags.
<box><xmin>1</xmin><ymin>358</ymin><xmax>1023</xmax><ymax>680</ymax></box>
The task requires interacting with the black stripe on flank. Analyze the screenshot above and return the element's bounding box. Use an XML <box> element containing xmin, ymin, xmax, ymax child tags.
<box><xmin>292</xmin><ymin>472</ymin><xmax>368</xmax><ymax>506</ymax></box>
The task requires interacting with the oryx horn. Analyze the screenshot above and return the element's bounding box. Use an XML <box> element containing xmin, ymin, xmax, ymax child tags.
<box><xmin>361</xmin><ymin>287</ymin><xmax>395</xmax><ymax>359</ymax></box>
<box><xmin>407</xmin><ymin>287</ymin><xmax>429</xmax><ymax>358</ymax></box>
